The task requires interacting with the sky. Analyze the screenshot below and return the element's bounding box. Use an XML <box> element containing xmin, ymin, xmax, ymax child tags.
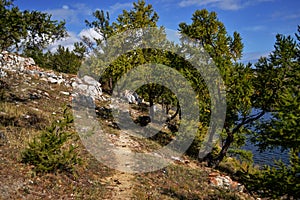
<box><xmin>14</xmin><ymin>0</ymin><xmax>300</xmax><ymax>63</ymax></box>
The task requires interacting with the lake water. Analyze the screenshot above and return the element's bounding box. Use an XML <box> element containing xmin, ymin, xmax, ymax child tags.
<box><xmin>241</xmin><ymin>109</ymin><xmax>290</xmax><ymax>166</ymax></box>
<box><xmin>243</xmin><ymin>140</ymin><xmax>290</xmax><ymax>166</ymax></box>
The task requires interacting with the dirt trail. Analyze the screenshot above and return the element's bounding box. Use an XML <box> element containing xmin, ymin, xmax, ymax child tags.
<box><xmin>101</xmin><ymin>101</ymin><xmax>185</xmax><ymax>199</ymax></box>
<box><xmin>103</xmin><ymin>130</ymin><xmax>140</xmax><ymax>199</ymax></box>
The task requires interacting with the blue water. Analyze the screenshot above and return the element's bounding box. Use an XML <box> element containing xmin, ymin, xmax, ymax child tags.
<box><xmin>243</xmin><ymin>140</ymin><xmax>290</xmax><ymax>166</ymax></box>
<box><xmin>241</xmin><ymin>109</ymin><xmax>290</xmax><ymax>166</ymax></box>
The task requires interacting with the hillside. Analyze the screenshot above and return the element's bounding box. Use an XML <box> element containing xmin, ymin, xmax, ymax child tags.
<box><xmin>0</xmin><ymin>53</ymin><xmax>257</xmax><ymax>199</ymax></box>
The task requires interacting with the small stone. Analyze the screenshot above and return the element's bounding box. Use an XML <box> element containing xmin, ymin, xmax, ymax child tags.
<box><xmin>48</xmin><ymin>77</ymin><xmax>58</xmax><ymax>84</ymax></box>
<box><xmin>60</xmin><ymin>91</ymin><xmax>70</xmax><ymax>96</ymax></box>
<box><xmin>44</xmin><ymin>92</ymin><xmax>50</xmax><ymax>97</ymax></box>
<box><xmin>171</xmin><ymin>156</ymin><xmax>183</xmax><ymax>162</ymax></box>
<box><xmin>40</xmin><ymin>77</ymin><xmax>48</xmax><ymax>82</ymax></box>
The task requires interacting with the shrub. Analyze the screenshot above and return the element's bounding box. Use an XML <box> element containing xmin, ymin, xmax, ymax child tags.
<box><xmin>23</xmin><ymin>42</ymin><xmax>86</xmax><ymax>74</ymax></box>
<box><xmin>21</xmin><ymin>107</ymin><xmax>81</xmax><ymax>174</ymax></box>
<box><xmin>23</xmin><ymin>47</ymin><xmax>52</xmax><ymax>69</ymax></box>
<box><xmin>49</xmin><ymin>45</ymin><xmax>82</xmax><ymax>74</ymax></box>
<box><xmin>182</xmin><ymin>121</ymin><xmax>207</xmax><ymax>158</ymax></box>
<box><xmin>239</xmin><ymin>159</ymin><xmax>300</xmax><ymax>199</ymax></box>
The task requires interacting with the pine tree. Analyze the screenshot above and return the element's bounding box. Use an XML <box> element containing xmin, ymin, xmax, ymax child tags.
<box><xmin>0</xmin><ymin>0</ymin><xmax>66</xmax><ymax>52</ymax></box>
<box><xmin>178</xmin><ymin>9</ymin><xmax>258</xmax><ymax>167</ymax></box>
<box><xmin>85</xmin><ymin>0</ymin><xmax>170</xmax><ymax>121</ymax></box>
<box><xmin>248</xmin><ymin>27</ymin><xmax>300</xmax><ymax>197</ymax></box>
<box><xmin>21</xmin><ymin>107</ymin><xmax>81</xmax><ymax>174</ymax></box>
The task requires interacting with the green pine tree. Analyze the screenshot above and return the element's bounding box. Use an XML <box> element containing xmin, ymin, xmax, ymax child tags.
<box><xmin>179</xmin><ymin>9</ymin><xmax>257</xmax><ymax>167</ymax></box>
<box><xmin>21</xmin><ymin>107</ymin><xmax>81</xmax><ymax>174</ymax></box>
<box><xmin>246</xmin><ymin>26</ymin><xmax>300</xmax><ymax>198</ymax></box>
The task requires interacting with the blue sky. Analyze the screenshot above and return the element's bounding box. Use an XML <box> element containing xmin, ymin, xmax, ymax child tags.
<box><xmin>15</xmin><ymin>0</ymin><xmax>300</xmax><ymax>63</ymax></box>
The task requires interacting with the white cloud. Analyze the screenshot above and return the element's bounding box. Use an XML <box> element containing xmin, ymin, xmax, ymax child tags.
<box><xmin>244</xmin><ymin>25</ymin><xmax>266</xmax><ymax>32</ymax></box>
<box><xmin>284</xmin><ymin>13</ymin><xmax>300</xmax><ymax>20</ymax></box>
<box><xmin>272</xmin><ymin>11</ymin><xmax>300</xmax><ymax>20</ymax></box>
<box><xmin>108</xmin><ymin>2</ymin><xmax>132</xmax><ymax>14</ymax></box>
<box><xmin>73</xmin><ymin>3</ymin><xmax>93</xmax><ymax>15</ymax></box>
<box><xmin>44</xmin><ymin>4</ymin><xmax>92</xmax><ymax>25</ymax></box>
<box><xmin>179</xmin><ymin>0</ymin><xmax>242</xmax><ymax>10</ymax></box>
<box><xmin>179</xmin><ymin>0</ymin><xmax>219</xmax><ymax>8</ymax></box>
<box><xmin>79</xmin><ymin>28</ymin><xmax>103</xmax><ymax>42</ymax></box>
<box><xmin>62</xmin><ymin>5</ymin><xmax>69</xmax><ymax>10</ymax></box>
<box><xmin>45</xmin><ymin>7</ymin><xmax>78</xmax><ymax>24</ymax></box>
<box><xmin>219</xmin><ymin>0</ymin><xmax>243</xmax><ymax>10</ymax></box>
<box><xmin>47</xmin><ymin>28</ymin><xmax>103</xmax><ymax>52</ymax></box>
<box><xmin>178</xmin><ymin>0</ymin><xmax>273</xmax><ymax>10</ymax></box>
<box><xmin>47</xmin><ymin>31</ymin><xmax>80</xmax><ymax>52</ymax></box>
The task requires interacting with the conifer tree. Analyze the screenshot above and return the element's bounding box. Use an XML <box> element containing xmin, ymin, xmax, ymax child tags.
<box><xmin>0</xmin><ymin>0</ymin><xmax>66</xmax><ymax>52</ymax></box>
<box><xmin>85</xmin><ymin>0</ymin><xmax>170</xmax><ymax>121</ymax></box>
<box><xmin>179</xmin><ymin>9</ymin><xmax>259</xmax><ymax>167</ymax></box>
<box><xmin>241</xmin><ymin>27</ymin><xmax>300</xmax><ymax>198</ymax></box>
<box><xmin>21</xmin><ymin>108</ymin><xmax>81</xmax><ymax>174</ymax></box>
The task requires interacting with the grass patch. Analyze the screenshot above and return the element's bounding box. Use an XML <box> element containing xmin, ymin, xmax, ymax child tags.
<box><xmin>133</xmin><ymin>164</ymin><xmax>244</xmax><ymax>199</ymax></box>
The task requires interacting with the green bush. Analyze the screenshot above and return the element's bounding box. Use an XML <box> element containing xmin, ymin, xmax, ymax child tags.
<box><xmin>24</xmin><ymin>43</ymin><xmax>86</xmax><ymax>74</ymax></box>
<box><xmin>21</xmin><ymin>107</ymin><xmax>81</xmax><ymax>174</ymax></box>
<box><xmin>23</xmin><ymin>47</ymin><xmax>52</xmax><ymax>69</ymax></box>
<box><xmin>180</xmin><ymin>121</ymin><xmax>207</xmax><ymax>158</ymax></box>
<box><xmin>239</xmin><ymin>159</ymin><xmax>300</xmax><ymax>199</ymax></box>
<box><xmin>49</xmin><ymin>45</ymin><xmax>82</xmax><ymax>74</ymax></box>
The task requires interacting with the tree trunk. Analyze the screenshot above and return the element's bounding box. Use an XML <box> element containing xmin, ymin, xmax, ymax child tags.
<box><xmin>148</xmin><ymin>84</ymin><xmax>155</xmax><ymax>122</ymax></box>
<box><xmin>166</xmin><ymin>104</ymin><xmax>170</xmax><ymax>115</ymax></box>
<box><xmin>109</xmin><ymin>77</ymin><xmax>113</xmax><ymax>94</ymax></box>
<box><xmin>167</xmin><ymin>103</ymin><xmax>180</xmax><ymax>122</ymax></box>
<box><xmin>215</xmin><ymin>132</ymin><xmax>234</xmax><ymax>166</ymax></box>
<box><xmin>208</xmin><ymin>131</ymin><xmax>234</xmax><ymax>168</ymax></box>
<box><xmin>201</xmin><ymin>111</ymin><xmax>266</xmax><ymax>168</ymax></box>
<box><xmin>149</xmin><ymin>97</ymin><xmax>154</xmax><ymax>122</ymax></box>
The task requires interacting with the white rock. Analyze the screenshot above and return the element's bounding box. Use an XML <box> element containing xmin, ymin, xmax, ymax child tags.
<box><xmin>82</xmin><ymin>75</ymin><xmax>100</xmax><ymax>87</ymax></box>
<box><xmin>57</xmin><ymin>79</ymin><xmax>64</xmax><ymax>85</ymax></box>
<box><xmin>60</xmin><ymin>91</ymin><xmax>70</xmax><ymax>96</ymax></box>
<box><xmin>48</xmin><ymin>77</ymin><xmax>58</xmax><ymax>84</ymax></box>
<box><xmin>26</xmin><ymin>57</ymin><xmax>35</xmax><ymax>66</ymax></box>
<box><xmin>76</xmin><ymin>84</ymin><xmax>88</xmax><ymax>92</ymax></box>
<box><xmin>0</xmin><ymin>69</ymin><xmax>7</xmax><ymax>78</ymax></box>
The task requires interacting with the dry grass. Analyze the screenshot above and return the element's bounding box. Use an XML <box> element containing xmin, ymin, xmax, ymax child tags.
<box><xmin>0</xmin><ymin>71</ymin><xmax>256</xmax><ymax>200</ymax></box>
<box><xmin>132</xmin><ymin>163</ymin><xmax>245</xmax><ymax>200</ymax></box>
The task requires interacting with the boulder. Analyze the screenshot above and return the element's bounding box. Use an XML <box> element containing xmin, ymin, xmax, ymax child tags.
<box><xmin>72</xmin><ymin>75</ymin><xmax>102</xmax><ymax>100</ymax></box>
<box><xmin>48</xmin><ymin>77</ymin><xmax>58</xmax><ymax>84</ymax></box>
<box><xmin>82</xmin><ymin>75</ymin><xmax>100</xmax><ymax>87</ymax></box>
<box><xmin>123</xmin><ymin>90</ymin><xmax>141</xmax><ymax>104</ymax></box>
<box><xmin>208</xmin><ymin>172</ymin><xmax>244</xmax><ymax>192</ymax></box>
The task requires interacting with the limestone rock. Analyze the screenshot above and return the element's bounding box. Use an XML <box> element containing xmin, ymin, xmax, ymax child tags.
<box><xmin>72</xmin><ymin>75</ymin><xmax>103</xmax><ymax>100</ymax></box>
<box><xmin>122</xmin><ymin>90</ymin><xmax>141</xmax><ymax>104</ymax></box>
<box><xmin>0</xmin><ymin>52</ymin><xmax>69</xmax><ymax>86</ymax></box>
<box><xmin>208</xmin><ymin>172</ymin><xmax>244</xmax><ymax>192</ymax></box>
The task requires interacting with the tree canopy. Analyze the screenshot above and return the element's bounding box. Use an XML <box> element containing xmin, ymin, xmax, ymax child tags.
<box><xmin>0</xmin><ymin>0</ymin><xmax>67</xmax><ymax>52</ymax></box>
<box><xmin>179</xmin><ymin>9</ymin><xmax>258</xmax><ymax>166</ymax></box>
<box><xmin>253</xmin><ymin>28</ymin><xmax>300</xmax><ymax>154</ymax></box>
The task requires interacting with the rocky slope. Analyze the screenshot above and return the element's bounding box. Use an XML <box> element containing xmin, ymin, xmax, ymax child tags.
<box><xmin>0</xmin><ymin>53</ymin><xmax>258</xmax><ymax>199</ymax></box>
